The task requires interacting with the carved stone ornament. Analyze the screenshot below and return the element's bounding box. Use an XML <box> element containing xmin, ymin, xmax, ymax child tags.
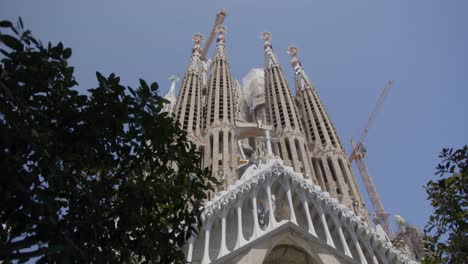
<box><xmin>198</xmin><ymin>159</ymin><xmax>418</xmax><ymax>264</ymax></box>
<box><xmin>215</xmin><ymin>25</ymin><xmax>227</xmax><ymax>35</ymax></box>
<box><xmin>261</xmin><ymin>31</ymin><xmax>272</xmax><ymax>42</ymax></box>
<box><xmin>192</xmin><ymin>32</ymin><xmax>205</xmax><ymax>44</ymax></box>
<box><xmin>287</xmin><ymin>45</ymin><xmax>299</xmax><ymax>57</ymax></box>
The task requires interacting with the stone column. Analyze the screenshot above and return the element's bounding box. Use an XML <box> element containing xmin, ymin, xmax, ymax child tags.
<box><xmin>236</xmin><ymin>201</ymin><xmax>245</xmax><ymax>248</ymax></box>
<box><xmin>348</xmin><ymin>224</ymin><xmax>368</xmax><ymax>264</ymax></box>
<box><xmin>330</xmin><ymin>213</ymin><xmax>352</xmax><ymax>258</ymax></box>
<box><xmin>284</xmin><ymin>181</ymin><xmax>297</xmax><ymax>225</ymax></box>
<box><xmin>360</xmin><ymin>233</ymin><xmax>379</xmax><ymax>264</ymax></box>
<box><xmin>251</xmin><ymin>190</ymin><xmax>261</xmax><ymax>239</ymax></box>
<box><xmin>218</xmin><ymin>208</ymin><xmax>229</xmax><ymax>258</ymax></box>
<box><xmin>201</xmin><ymin>217</ymin><xmax>213</xmax><ymax>264</ymax></box>
<box><xmin>314</xmin><ymin>200</ymin><xmax>335</xmax><ymax>248</ymax></box>
<box><xmin>266</xmin><ymin>181</ymin><xmax>277</xmax><ymax>229</ymax></box>
<box><xmin>186</xmin><ymin>236</ymin><xmax>195</xmax><ymax>262</ymax></box>
<box><xmin>301</xmin><ymin>195</ymin><xmax>317</xmax><ymax>237</ymax></box>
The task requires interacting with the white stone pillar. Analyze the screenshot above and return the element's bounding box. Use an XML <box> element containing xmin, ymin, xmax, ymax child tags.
<box><xmin>329</xmin><ymin>212</ymin><xmax>352</xmax><ymax>258</ymax></box>
<box><xmin>266</xmin><ymin>182</ymin><xmax>277</xmax><ymax>229</ymax></box>
<box><xmin>265</xmin><ymin>130</ymin><xmax>273</xmax><ymax>156</ymax></box>
<box><xmin>251</xmin><ymin>193</ymin><xmax>261</xmax><ymax>238</ymax></box>
<box><xmin>186</xmin><ymin>236</ymin><xmax>195</xmax><ymax>262</ymax></box>
<box><xmin>348</xmin><ymin>225</ymin><xmax>368</xmax><ymax>264</ymax></box>
<box><xmin>218</xmin><ymin>208</ymin><xmax>229</xmax><ymax>258</ymax></box>
<box><xmin>202</xmin><ymin>218</ymin><xmax>213</xmax><ymax>264</ymax></box>
<box><xmin>236</xmin><ymin>202</ymin><xmax>245</xmax><ymax>248</ymax></box>
<box><xmin>316</xmin><ymin>201</ymin><xmax>335</xmax><ymax>248</ymax></box>
<box><xmin>302</xmin><ymin>199</ymin><xmax>317</xmax><ymax>237</ymax></box>
<box><xmin>360</xmin><ymin>234</ymin><xmax>379</xmax><ymax>264</ymax></box>
<box><xmin>338</xmin><ymin>225</ymin><xmax>353</xmax><ymax>258</ymax></box>
<box><xmin>285</xmin><ymin>182</ymin><xmax>297</xmax><ymax>225</ymax></box>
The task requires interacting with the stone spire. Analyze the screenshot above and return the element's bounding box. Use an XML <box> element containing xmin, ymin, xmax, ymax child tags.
<box><xmin>261</xmin><ymin>32</ymin><xmax>313</xmax><ymax>178</ymax></box>
<box><xmin>162</xmin><ymin>75</ymin><xmax>179</xmax><ymax>114</ymax></box>
<box><xmin>173</xmin><ymin>33</ymin><xmax>205</xmax><ymax>145</ymax></box>
<box><xmin>288</xmin><ymin>46</ymin><xmax>370</xmax><ymax>221</ymax></box>
<box><xmin>203</xmin><ymin>25</ymin><xmax>237</xmax><ymax>188</ymax></box>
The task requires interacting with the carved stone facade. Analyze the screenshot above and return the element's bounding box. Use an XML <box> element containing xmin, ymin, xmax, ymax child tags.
<box><xmin>162</xmin><ymin>17</ymin><xmax>417</xmax><ymax>264</ymax></box>
<box><xmin>185</xmin><ymin>159</ymin><xmax>417</xmax><ymax>264</ymax></box>
<box><xmin>288</xmin><ymin>45</ymin><xmax>370</xmax><ymax>222</ymax></box>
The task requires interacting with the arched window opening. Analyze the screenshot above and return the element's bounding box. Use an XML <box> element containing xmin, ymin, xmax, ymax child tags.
<box><xmin>327</xmin><ymin>158</ymin><xmax>342</xmax><ymax>195</ymax></box>
<box><xmin>218</xmin><ymin>132</ymin><xmax>224</xmax><ymax>166</ymax></box>
<box><xmin>285</xmin><ymin>139</ymin><xmax>293</xmax><ymax>161</ymax></box>
<box><xmin>318</xmin><ymin>159</ymin><xmax>330</xmax><ymax>192</ymax></box>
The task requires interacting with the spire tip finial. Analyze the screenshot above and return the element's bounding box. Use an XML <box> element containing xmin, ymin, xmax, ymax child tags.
<box><xmin>287</xmin><ymin>45</ymin><xmax>302</xmax><ymax>70</ymax></box>
<box><xmin>261</xmin><ymin>32</ymin><xmax>272</xmax><ymax>42</ymax></box>
<box><xmin>287</xmin><ymin>45</ymin><xmax>299</xmax><ymax>57</ymax></box>
<box><xmin>215</xmin><ymin>25</ymin><xmax>227</xmax><ymax>35</ymax></box>
<box><xmin>192</xmin><ymin>33</ymin><xmax>205</xmax><ymax>45</ymax></box>
<box><xmin>169</xmin><ymin>74</ymin><xmax>180</xmax><ymax>83</ymax></box>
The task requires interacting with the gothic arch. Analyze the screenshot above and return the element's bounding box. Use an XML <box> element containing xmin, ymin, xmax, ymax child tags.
<box><xmin>262</xmin><ymin>244</ymin><xmax>317</xmax><ymax>264</ymax></box>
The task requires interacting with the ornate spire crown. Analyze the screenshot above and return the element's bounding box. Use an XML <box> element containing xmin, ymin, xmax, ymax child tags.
<box><xmin>191</xmin><ymin>33</ymin><xmax>204</xmax><ymax>56</ymax></box>
<box><xmin>215</xmin><ymin>25</ymin><xmax>227</xmax><ymax>44</ymax></box>
<box><xmin>287</xmin><ymin>45</ymin><xmax>302</xmax><ymax>70</ymax></box>
<box><xmin>261</xmin><ymin>32</ymin><xmax>272</xmax><ymax>50</ymax></box>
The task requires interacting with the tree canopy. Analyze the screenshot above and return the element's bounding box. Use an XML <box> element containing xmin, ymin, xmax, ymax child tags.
<box><xmin>0</xmin><ymin>19</ymin><xmax>214</xmax><ymax>263</ymax></box>
<box><xmin>423</xmin><ymin>146</ymin><xmax>468</xmax><ymax>264</ymax></box>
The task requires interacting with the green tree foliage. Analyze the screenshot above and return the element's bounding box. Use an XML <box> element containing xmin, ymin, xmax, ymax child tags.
<box><xmin>423</xmin><ymin>146</ymin><xmax>468</xmax><ymax>264</ymax></box>
<box><xmin>0</xmin><ymin>19</ymin><xmax>214</xmax><ymax>263</ymax></box>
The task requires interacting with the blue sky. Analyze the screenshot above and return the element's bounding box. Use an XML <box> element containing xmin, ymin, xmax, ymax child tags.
<box><xmin>2</xmin><ymin>0</ymin><xmax>467</xmax><ymax>232</ymax></box>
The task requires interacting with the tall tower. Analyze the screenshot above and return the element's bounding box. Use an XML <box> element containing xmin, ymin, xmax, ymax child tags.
<box><xmin>177</xmin><ymin>11</ymin><xmax>417</xmax><ymax>264</ymax></box>
<box><xmin>203</xmin><ymin>25</ymin><xmax>237</xmax><ymax>188</ymax></box>
<box><xmin>261</xmin><ymin>32</ymin><xmax>313</xmax><ymax>178</ymax></box>
<box><xmin>173</xmin><ymin>33</ymin><xmax>205</xmax><ymax>145</ymax></box>
<box><xmin>288</xmin><ymin>46</ymin><xmax>369</xmax><ymax>221</ymax></box>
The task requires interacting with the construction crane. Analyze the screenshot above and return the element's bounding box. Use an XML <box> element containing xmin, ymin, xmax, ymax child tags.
<box><xmin>200</xmin><ymin>9</ymin><xmax>227</xmax><ymax>61</ymax></box>
<box><xmin>349</xmin><ymin>80</ymin><xmax>393</xmax><ymax>237</ymax></box>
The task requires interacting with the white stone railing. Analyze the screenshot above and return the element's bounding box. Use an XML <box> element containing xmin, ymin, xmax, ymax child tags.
<box><xmin>186</xmin><ymin>159</ymin><xmax>418</xmax><ymax>264</ymax></box>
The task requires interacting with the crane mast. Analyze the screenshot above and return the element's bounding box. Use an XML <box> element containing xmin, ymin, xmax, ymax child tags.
<box><xmin>350</xmin><ymin>81</ymin><xmax>393</xmax><ymax>237</ymax></box>
<box><xmin>200</xmin><ymin>9</ymin><xmax>227</xmax><ymax>61</ymax></box>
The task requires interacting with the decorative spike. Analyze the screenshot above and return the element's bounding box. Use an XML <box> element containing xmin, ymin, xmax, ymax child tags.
<box><xmin>287</xmin><ymin>45</ymin><xmax>301</xmax><ymax>70</ymax></box>
<box><xmin>261</xmin><ymin>32</ymin><xmax>272</xmax><ymax>42</ymax></box>
<box><xmin>215</xmin><ymin>25</ymin><xmax>227</xmax><ymax>34</ymax></box>
<box><xmin>287</xmin><ymin>45</ymin><xmax>299</xmax><ymax>57</ymax></box>
<box><xmin>191</xmin><ymin>33</ymin><xmax>204</xmax><ymax>56</ymax></box>
<box><xmin>261</xmin><ymin>32</ymin><xmax>272</xmax><ymax>50</ymax></box>
<box><xmin>192</xmin><ymin>33</ymin><xmax>205</xmax><ymax>45</ymax></box>
<box><xmin>215</xmin><ymin>25</ymin><xmax>227</xmax><ymax>44</ymax></box>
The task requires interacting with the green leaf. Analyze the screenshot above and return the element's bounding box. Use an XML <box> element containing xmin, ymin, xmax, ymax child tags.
<box><xmin>32</xmin><ymin>129</ymin><xmax>39</xmax><ymax>137</ymax></box>
<box><xmin>57</xmin><ymin>42</ymin><xmax>63</xmax><ymax>51</ymax></box>
<box><xmin>139</xmin><ymin>79</ymin><xmax>149</xmax><ymax>90</ymax></box>
<box><xmin>0</xmin><ymin>34</ymin><xmax>23</xmax><ymax>50</ymax></box>
<box><xmin>63</xmin><ymin>48</ymin><xmax>72</xmax><ymax>59</ymax></box>
<box><xmin>96</xmin><ymin>71</ymin><xmax>105</xmax><ymax>84</ymax></box>
<box><xmin>150</xmin><ymin>82</ymin><xmax>158</xmax><ymax>92</ymax></box>
<box><xmin>0</xmin><ymin>48</ymin><xmax>11</xmax><ymax>58</ymax></box>
<box><xmin>0</xmin><ymin>20</ymin><xmax>13</xmax><ymax>28</ymax></box>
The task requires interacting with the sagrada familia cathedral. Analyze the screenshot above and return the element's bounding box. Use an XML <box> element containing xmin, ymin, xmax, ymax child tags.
<box><xmin>163</xmin><ymin>10</ymin><xmax>422</xmax><ymax>264</ymax></box>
